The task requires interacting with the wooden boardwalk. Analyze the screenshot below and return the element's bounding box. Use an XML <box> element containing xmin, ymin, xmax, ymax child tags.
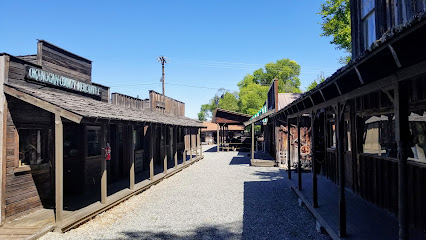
<box><xmin>251</xmin><ymin>151</ymin><xmax>276</xmax><ymax>167</ymax></box>
<box><xmin>0</xmin><ymin>209</ymin><xmax>55</xmax><ymax>240</ymax></box>
<box><xmin>0</xmin><ymin>155</ymin><xmax>203</xmax><ymax>239</ymax></box>
<box><xmin>288</xmin><ymin>171</ymin><xmax>398</xmax><ymax>240</ymax></box>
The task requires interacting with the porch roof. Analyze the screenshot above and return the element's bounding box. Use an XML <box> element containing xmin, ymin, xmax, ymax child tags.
<box><xmin>4</xmin><ymin>83</ymin><xmax>204</xmax><ymax>127</ymax></box>
<box><xmin>272</xmin><ymin>13</ymin><xmax>426</xmax><ymax>119</ymax></box>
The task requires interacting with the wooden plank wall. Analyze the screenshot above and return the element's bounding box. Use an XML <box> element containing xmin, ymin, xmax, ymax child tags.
<box><xmin>149</xmin><ymin>91</ymin><xmax>185</xmax><ymax>117</ymax></box>
<box><xmin>111</xmin><ymin>93</ymin><xmax>149</xmax><ymax>110</ymax></box>
<box><xmin>8</xmin><ymin>57</ymin><xmax>30</xmax><ymax>85</ymax></box>
<box><xmin>16</xmin><ymin>55</ymin><xmax>37</xmax><ymax>65</ymax></box>
<box><xmin>39</xmin><ymin>41</ymin><xmax>92</xmax><ymax>83</ymax></box>
<box><xmin>4</xmin><ymin>107</ymin><xmax>42</xmax><ymax>219</ymax></box>
<box><xmin>92</xmin><ymin>83</ymin><xmax>110</xmax><ymax>103</ymax></box>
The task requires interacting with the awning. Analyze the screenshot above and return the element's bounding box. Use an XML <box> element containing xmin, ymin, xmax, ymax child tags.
<box><xmin>244</xmin><ymin>109</ymin><xmax>275</xmax><ymax>126</ymax></box>
<box><xmin>4</xmin><ymin>83</ymin><xmax>205</xmax><ymax>127</ymax></box>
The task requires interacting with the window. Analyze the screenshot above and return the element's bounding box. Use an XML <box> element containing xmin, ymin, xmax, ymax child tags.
<box><xmin>361</xmin><ymin>0</ymin><xmax>376</xmax><ymax>50</ymax></box>
<box><xmin>422</xmin><ymin>0</ymin><xmax>426</xmax><ymax>12</ymax></box>
<box><xmin>360</xmin><ymin>114</ymin><xmax>397</xmax><ymax>158</ymax></box>
<box><xmin>328</xmin><ymin>121</ymin><xmax>336</xmax><ymax>148</ymax></box>
<box><xmin>64</xmin><ymin>125</ymin><xmax>81</xmax><ymax>158</ymax></box>
<box><xmin>408</xmin><ymin>111</ymin><xmax>426</xmax><ymax>163</ymax></box>
<box><xmin>87</xmin><ymin>127</ymin><xmax>101</xmax><ymax>157</ymax></box>
<box><xmin>134</xmin><ymin>129</ymin><xmax>143</xmax><ymax>150</ymax></box>
<box><xmin>19</xmin><ymin>129</ymin><xmax>48</xmax><ymax>166</ymax></box>
<box><xmin>394</xmin><ymin>0</ymin><xmax>413</xmax><ymax>25</ymax></box>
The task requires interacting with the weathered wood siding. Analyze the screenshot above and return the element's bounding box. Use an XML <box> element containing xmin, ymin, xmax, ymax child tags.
<box><xmin>39</xmin><ymin>41</ymin><xmax>92</xmax><ymax>83</ymax></box>
<box><xmin>5</xmin><ymin>108</ymin><xmax>42</xmax><ymax>219</ymax></box>
<box><xmin>17</xmin><ymin>55</ymin><xmax>37</xmax><ymax>65</ymax></box>
<box><xmin>111</xmin><ymin>93</ymin><xmax>149</xmax><ymax>110</ymax></box>
<box><xmin>149</xmin><ymin>91</ymin><xmax>185</xmax><ymax>117</ymax></box>
<box><xmin>92</xmin><ymin>83</ymin><xmax>110</xmax><ymax>103</ymax></box>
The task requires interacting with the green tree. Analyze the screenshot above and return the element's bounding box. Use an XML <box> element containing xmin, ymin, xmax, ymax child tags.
<box><xmin>198</xmin><ymin>111</ymin><xmax>207</xmax><ymax>121</ymax></box>
<box><xmin>198</xmin><ymin>58</ymin><xmax>302</xmax><ymax>118</ymax></box>
<box><xmin>218</xmin><ymin>92</ymin><xmax>239</xmax><ymax>112</ymax></box>
<box><xmin>238</xmin><ymin>59</ymin><xmax>301</xmax><ymax>93</ymax></box>
<box><xmin>197</xmin><ymin>90</ymin><xmax>239</xmax><ymax>121</ymax></box>
<box><xmin>319</xmin><ymin>0</ymin><xmax>351</xmax><ymax>63</ymax></box>
<box><xmin>306</xmin><ymin>72</ymin><xmax>327</xmax><ymax>92</ymax></box>
<box><xmin>238</xmin><ymin>83</ymin><xmax>269</xmax><ymax>115</ymax></box>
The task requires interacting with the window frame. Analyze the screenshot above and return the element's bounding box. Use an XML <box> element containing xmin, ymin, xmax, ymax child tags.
<box><xmin>360</xmin><ymin>0</ymin><xmax>376</xmax><ymax>50</ymax></box>
<box><xmin>86</xmin><ymin>126</ymin><xmax>101</xmax><ymax>157</ymax></box>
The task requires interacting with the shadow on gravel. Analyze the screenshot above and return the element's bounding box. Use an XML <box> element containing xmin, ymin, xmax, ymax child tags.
<box><xmin>229</xmin><ymin>156</ymin><xmax>250</xmax><ymax>165</ymax></box>
<box><xmin>243</xmin><ymin>171</ymin><xmax>330</xmax><ymax>240</ymax></box>
<box><xmin>120</xmin><ymin>225</ymin><xmax>239</xmax><ymax>239</ymax></box>
<box><xmin>252</xmin><ymin>169</ymin><xmax>286</xmax><ymax>181</ymax></box>
<box><xmin>204</xmin><ymin>146</ymin><xmax>218</xmax><ymax>152</ymax></box>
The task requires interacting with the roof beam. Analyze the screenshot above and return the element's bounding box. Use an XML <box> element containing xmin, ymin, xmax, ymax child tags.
<box><xmin>319</xmin><ymin>89</ymin><xmax>326</xmax><ymax>102</ymax></box>
<box><xmin>334</xmin><ymin>81</ymin><xmax>342</xmax><ymax>95</ymax></box>
<box><xmin>309</xmin><ymin>96</ymin><xmax>315</xmax><ymax>106</ymax></box>
<box><xmin>388</xmin><ymin>44</ymin><xmax>402</xmax><ymax>68</ymax></box>
<box><xmin>354</xmin><ymin>67</ymin><xmax>365</xmax><ymax>85</ymax></box>
<box><xmin>4</xmin><ymin>85</ymin><xmax>82</xmax><ymax>123</ymax></box>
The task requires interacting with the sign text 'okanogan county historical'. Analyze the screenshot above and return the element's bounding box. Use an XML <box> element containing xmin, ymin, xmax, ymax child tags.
<box><xmin>25</xmin><ymin>66</ymin><xmax>101</xmax><ymax>96</ymax></box>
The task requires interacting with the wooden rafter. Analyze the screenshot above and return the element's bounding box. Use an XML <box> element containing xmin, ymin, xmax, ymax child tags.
<box><xmin>334</xmin><ymin>82</ymin><xmax>342</xmax><ymax>95</ymax></box>
<box><xmin>388</xmin><ymin>44</ymin><xmax>402</xmax><ymax>68</ymax></box>
<box><xmin>355</xmin><ymin>67</ymin><xmax>365</xmax><ymax>85</ymax></box>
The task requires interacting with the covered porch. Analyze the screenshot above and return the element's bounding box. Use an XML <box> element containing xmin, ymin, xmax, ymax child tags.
<box><xmin>0</xmin><ymin>83</ymin><xmax>204</xmax><ymax>238</ymax></box>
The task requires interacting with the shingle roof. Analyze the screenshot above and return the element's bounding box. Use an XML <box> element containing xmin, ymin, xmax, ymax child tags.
<box><xmin>5</xmin><ymin>83</ymin><xmax>204</xmax><ymax>127</ymax></box>
<box><xmin>277</xmin><ymin>93</ymin><xmax>302</xmax><ymax>110</ymax></box>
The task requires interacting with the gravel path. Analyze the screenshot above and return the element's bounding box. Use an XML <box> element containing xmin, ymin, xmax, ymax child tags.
<box><xmin>41</xmin><ymin>146</ymin><xmax>330</xmax><ymax>240</ymax></box>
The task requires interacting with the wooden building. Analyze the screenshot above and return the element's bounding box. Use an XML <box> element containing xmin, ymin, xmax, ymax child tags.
<box><xmin>267</xmin><ymin>2</ymin><xmax>426</xmax><ymax>239</ymax></box>
<box><xmin>201</xmin><ymin>122</ymin><xmax>244</xmax><ymax>145</ymax></box>
<box><xmin>0</xmin><ymin>40</ymin><xmax>204</xmax><ymax>235</ymax></box>
<box><xmin>211</xmin><ymin>109</ymin><xmax>251</xmax><ymax>152</ymax></box>
<box><xmin>244</xmin><ymin>80</ymin><xmax>302</xmax><ymax>166</ymax></box>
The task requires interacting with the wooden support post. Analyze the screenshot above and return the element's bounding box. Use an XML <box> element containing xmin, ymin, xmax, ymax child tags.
<box><xmin>199</xmin><ymin>128</ymin><xmax>203</xmax><ymax>157</ymax></box>
<box><xmin>394</xmin><ymin>81</ymin><xmax>409</xmax><ymax>240</ymax></box>
<box><xmin>174</xmin><ymin>126</ymin><xmax>178</xmax><ymax>167</ymax></box>
<box><xmin>336</xmin><ymin>102</ymin><xmax>346</xmax><ymax>237</ymax></box>
<box><xmin>183</xmin><ymin>128</ymin><xmax>187</xmax><ymax>164</ymax></box>
<box><xmin>100</xmin><ymin>122</ymin><xmax>108</xmax><ymax>202</ymax></box>
<box><xmin>163</xmin><ymin>125</ymin><xmax>167</xmax><ymax>174</ymax></box>
<box><xmin>0</xmin><ymin>55</ymin><xmax>7</xmax><ymax>225</ymax></box>
<box><xmin>217</xmin><ymin>123</ymin><xmax>219</xmax><ymax>152</ymax></box>
<box><xmin>297</xmin><ymin>116</ymin><xmax>302</xmax><ymax>190</ymax></box>
<box><xmin>287</xmin><ymin>117</ymin><xmax>291</xmax><ymax>180</ymax></box>
<box><xmin>54</xmin><ymin>114</ymin><xmax>63</xmax><ymax>226</ymax></box>
<box><xmin>189</xmin><ymin>128</ymin><xmax>193</xmax><ymax>161</ymax></box>
<box><xmin>169</xmin><ymin>126</ymin><xmax>173</xmax><ymax>168</ymax></box>
<box><xmin>323</xmin><ymin>108</ymin><xmax>328</xmax><ymax>177</ymax></box>
<box><xmin>350</xmin><ymin>101</ymin><xmax>358</xmax><ymax>192</ymax></box>
<box><xmin>251</xmin><ymin>123</ymin><xmax>254</xmax><ymax>162</ymax></box>
<box><xmin>195</xmin><ymin>128</ymin><xmax>198</xmax><ymax>157</ymax></box>
<box><xmin>311</xmin><ymin>111</ymin><xmax>318</xmax><ymax>208</ymax></box>
<box><xmin>129</xmin><ymin>124</ymin><xmax>135</xmax><ymax>190</ymax></box>
<box><xmin>149</xmin><ymin>124</ymin><xmax>154</xmax><ymax>181</ymax></box>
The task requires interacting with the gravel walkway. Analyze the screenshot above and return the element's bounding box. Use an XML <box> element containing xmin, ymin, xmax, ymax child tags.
<box><xmin>41</xmin><ymin>146</ymin><xmax>330</xmax><ymax>240</ymax></box>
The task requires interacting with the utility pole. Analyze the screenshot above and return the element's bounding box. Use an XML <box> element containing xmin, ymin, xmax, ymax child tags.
<box><xmin>157</xmin><ymin>56</ymin><xmax>168</xmax><ymax>96</ymax></box>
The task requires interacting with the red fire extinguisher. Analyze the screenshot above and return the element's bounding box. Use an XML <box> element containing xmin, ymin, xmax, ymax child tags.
<box><xmin>105</xmin><ymin>143</ymin><xmax>111</xmax><ymax>160</ymax></box>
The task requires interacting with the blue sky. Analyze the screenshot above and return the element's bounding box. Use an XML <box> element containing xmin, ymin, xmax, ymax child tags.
<box><xmin>1</xmin><ymin>1</ymin><xmax>346</xmax><ymax>119</ymax></box>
